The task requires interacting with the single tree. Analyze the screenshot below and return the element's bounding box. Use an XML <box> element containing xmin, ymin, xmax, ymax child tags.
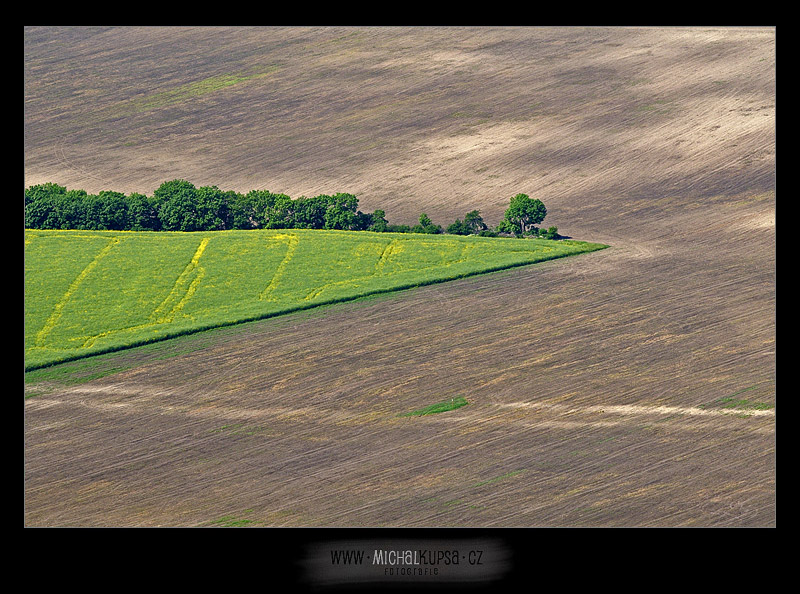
<box><xmin>463</xmin><ymin>209</ymin><xmax>487</xmax><ymax>234</ymax></box>
<box><xmin>500</xmin><ymin>193</ymin><xmax>546</xmax><ymax>236</ymax></box>
<box><xmin>154</xmin><ymin>179</ymin><xmax>199</xmax><ymax>231</ymax></box>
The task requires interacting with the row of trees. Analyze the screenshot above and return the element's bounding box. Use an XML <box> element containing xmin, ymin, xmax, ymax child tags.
<box><xmin>24</xmin><ymin>180</ymin><xmax>371</xmax><ymax>233</ymax></box>
<box><xmin>24</xmin><ymin>181</ymin><xmax>559</xmax><ymax>238</ymax></box>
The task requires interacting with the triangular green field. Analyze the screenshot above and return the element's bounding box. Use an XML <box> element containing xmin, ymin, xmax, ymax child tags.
<box><xmin>25</xmin><ymin>228</ymin><xmax>606</xmax><ymax>369</ymax></box>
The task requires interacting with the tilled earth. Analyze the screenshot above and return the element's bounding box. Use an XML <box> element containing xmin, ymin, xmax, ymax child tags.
<box><xmin>24</xmin><ymin>26</ymin><xmax>774</xmax><ymax>527</ymax></box>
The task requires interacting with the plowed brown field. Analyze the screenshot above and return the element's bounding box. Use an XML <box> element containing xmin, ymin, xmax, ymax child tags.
<box><xmin>24</xmin><ymin>26</ymin><xmax>775</xmax><ymax>527</ymax></box>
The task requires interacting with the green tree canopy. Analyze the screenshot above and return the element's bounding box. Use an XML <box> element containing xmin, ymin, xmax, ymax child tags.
<box><xmin>446</xmin><ymin>219</ymin><xmax>470</xmax><ymax>235</ymax></box>
<box><xmin>126</xmin><ymin>192</ymin><xmax>161</xmax><ymax>231</ymax></box>
<box><xmin>463</xmin><ymin>209</ymin><xmax>487</xmax><ymax>234</ymax></box>
<box><xmin>501</xmin><ymin>193</ymin><xmax>547</xmax><ymax>236</ymax></box>
<box><xmin>24</xmin><ymin>183</ymin><xmax>67</xmax><ymax>228</ymax></box>
<box><xmin>292</xmin><ymin>195</ymin><xmax>327</xmax><ymax>229</ymax></box>
<box><xmin>59</xmin><ymin>189</ymin><xmax>90</xmax><ymax>230</ymax></box>
<box><xmin>412</xmin><ymin>213</ymin><xmax>442</xmax><ymax>234</ymax></box>
<box><xmin>154</xmin><ymin>179</ymin><xmax>199</xmax><ymax>231</ymax></box>
<box><xmin>323</xmin><ymin>193</ymin><xmax>359</xmax><ymax>230</ymax></box>
<box><xmin>367</xmin><ymin>209</ymin><xmax>389</xmax><ymax>232</ymax></box>
<box><xmin>86</xmin><ymin>190</ymin><xmax>129</xmax><ymax>230</ymax></box>
<box><xmin>229</xmin><ymin>190</ymin><xmax>259</xmax><ymax>230</ymax></box>
<box><xmin>194</xmin><ymin>185</ymin><xmax>233</xmax><ymax>231</ymax></box>
<box><xmin>266</xmin><ymin>193</ymin><xmax>295</xmax><ymax>229</ymax></box>
<box><xmin>24</xmin><ymin>182</ymin><xmax>66</xmax><ymax>206</ymax></box>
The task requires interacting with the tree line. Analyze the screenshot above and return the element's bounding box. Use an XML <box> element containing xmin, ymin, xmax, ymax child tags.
<box><xmin>24</xmin><ymin>180</ymin><xmax>559</xmax><ymax>238</ymax></box>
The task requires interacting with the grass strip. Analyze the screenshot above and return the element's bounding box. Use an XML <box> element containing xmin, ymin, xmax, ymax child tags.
<box><xmin>399</xmin><ymin>396</ymin><xmax>468</xmax><ymax>417</ymax></box>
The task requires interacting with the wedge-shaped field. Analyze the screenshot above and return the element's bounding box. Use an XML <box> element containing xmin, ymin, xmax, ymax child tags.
<box><xmin>24</xmin><ymin>229</ymin><xmax>606</xmax><ymax>369</ymax></box>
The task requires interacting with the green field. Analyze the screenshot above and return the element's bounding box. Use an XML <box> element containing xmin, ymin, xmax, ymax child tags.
<box><xmin>24</xmin><ymin>228</ymin><xmax>606</xmax><ymax>370</ymax></box>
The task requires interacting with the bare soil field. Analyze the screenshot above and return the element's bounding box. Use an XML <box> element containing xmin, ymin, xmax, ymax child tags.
<box><xmin>24</xmin><ymin>26</ymin><xmax>775</xmax><ymax>527</ymax></box>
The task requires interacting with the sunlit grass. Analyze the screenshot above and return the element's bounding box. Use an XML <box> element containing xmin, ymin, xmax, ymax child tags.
<box><xmin>25</xmin><ymin>228</ymin><xmax>607</xmax><ymax>369</ymax></box>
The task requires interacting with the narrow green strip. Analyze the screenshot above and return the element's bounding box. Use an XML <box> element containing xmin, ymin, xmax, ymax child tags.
<box><xmin>399</xmin><ymin>396</ymin><xmax>468</xmax><ymax>417</ymax></box>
